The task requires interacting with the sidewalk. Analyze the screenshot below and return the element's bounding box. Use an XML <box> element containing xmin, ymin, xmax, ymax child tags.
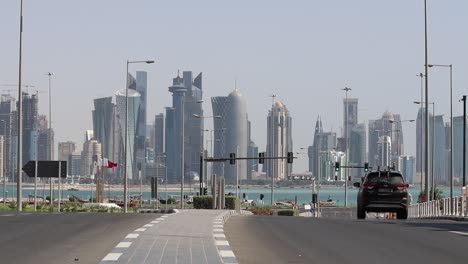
<box><xmin>100</xmin><ymin>210</ymin><xmax>238</xmax><ymax>264</ymax></box>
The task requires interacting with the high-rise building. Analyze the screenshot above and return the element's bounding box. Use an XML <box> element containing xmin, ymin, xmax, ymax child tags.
<box><xmin>165</xmin><ymin>71</ymin><xmax>203</xmax><ymax>183</ymax></box>
<box><xmin>433</xmin><ymin>115</ymin><xmax>447</xmax><ymax>184</ymax></box>
<box><xmin>452</xmin><ymin>116</ymin><xmax>468</xmax><ymax>182</ymax></box>
<box><xmin>68</xmin><ymin>153</ymin><xmax>82</xmax><ymax>176</ymax></box>
<box><xmin>81</xmin><ymin>140</ymin><xmax>101</xmax><ymax>177</ymax></box>
<box><xmin>115</xmin><ymin>89</ymin><xmax>141</xmax><ymax>180</ymax></box>
<box><xmin>36</xmin><ymin>115</ymin><xmax>52</xmax><ymax>161</ymax></box>
<box><xmin>0</xmin><ymin>95</ymin><xmax>15</xmax><ymax>179</ymax></box>
<box><xmin>211</xmin><ymin>96</ymin><xmax>228</xmax><ymax>178</ymax></box>
<box><xmin>154</xmin><ymin>113</ymin><xmax>164</xmax><ymax>157</ymax></box>
<box><xmin>134</xmin><ymin>71</ymin><xmax>148</xmax><ymax>173</ymax></box>
<box><xmin>11</xmin><ymin>93</ymin><xmax>38</xmax><ymax>171</ymax></box>
<box><xmin>248</xmin><ymin>141</ymin><xmax>258</xmax><ymax>180</ymax></box>
<box><xmin>378</xmin><ymin>136</ymin><xmax>392</xmax><ymax>167</ymax></box>
<box><xmin>92</xmin><ymin>97</ymin><xmax>115</xmax><ymax>159</ymax></box>
<box><xmin>311</xmin><ymin>116</ymin><xmax>337</xmax><ymax>178</ymax></box>
<box><xmin>399</xmin><ymin>155</ymin><xmax>415</xmax><ymax>184</ymax></box>
<box><xmin>58</xmin><ymin>141</ymin><xmax>76</xmax><ymax>161</ymax></box>
<box><xmin>350</xmin><ymin>123</ymin><xmax>367</xmax><ymax>178</ymax></box>
<box><xmin>266</xmin><ymin>101</ymin><xmax>292</xmax><ymax>181</ymax></box>
<box><xmin>0</xmin><ymin>136</ymin><xmax>4</xmax><ymax>179</ymax></box>
<box><xmin>343</xmin><ymin>98</ymin><xmax>358</xmax><ymax>141</ymax></box>
<box><xmin>369</xmin><ymin>111</ymin><xmax>405</xmax><ymax>168</ymax></box>
<box><xmin>224</xmin><ymin>89</ymin><xmax>248</xmax><ymax>184</ymax></box>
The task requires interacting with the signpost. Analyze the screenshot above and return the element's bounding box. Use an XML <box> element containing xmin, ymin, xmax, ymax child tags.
<box><xmin>22</xmin><ymin>161</ymin><xmax>67</xmax><ymax>212</ymax></box>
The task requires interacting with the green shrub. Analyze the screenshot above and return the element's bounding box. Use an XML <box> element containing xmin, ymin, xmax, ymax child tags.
<box><xmin>250</xmin><ymin>206</ymin><xmax>274</xmax><ymax>215</ymax></box>
<box><xmin>277</xmin><ymin>209</ymin><xmax>298</xmax><ymax>216</ymax></box>
<box><xmin>8</xmin><ymin>201</ymin><xmax>16</xmax><ymax>209</ymax></box>
<box><xmin>167</xmin><ymin>198</ymin><xmax>176</xmax><ymax>204</ymax></box>
<box><xmin>225</xmin><ymin>196</ymin><xmax>240</xmax><ymax>210</ymax></box>
<box><xmin>193</xmin><ymin>196</ymin><xmax>213</xmax><ymax>209</ymax></box>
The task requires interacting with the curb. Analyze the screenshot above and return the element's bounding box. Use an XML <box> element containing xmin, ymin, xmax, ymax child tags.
<box><xmin>213</xmin><ymin>210</ymin><xmax>252</xmax><ymax>264</ymax></box>
<box><xmin>137</xmin><ymin>208</ymin><xmax>178</xmax><ymax>214</ymax></box>
<box><xmin>409</xmin><ymin>216</ymin><xmax>468</xmax><ymax>222</ymax></box>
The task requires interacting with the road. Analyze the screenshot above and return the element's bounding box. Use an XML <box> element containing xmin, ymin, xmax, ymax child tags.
<box><xmin>0</xmin><ymin>211</ymin><xmax>159</xmax><ymax>264</ymax></box>
<box><xmin>224</xmin><ymin>215</ymin><xmax>468</xmax><ymax>264</ymax></box>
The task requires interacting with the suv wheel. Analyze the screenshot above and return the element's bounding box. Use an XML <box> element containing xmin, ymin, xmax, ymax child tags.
<box><xmin>357</xmin><ymin>206</ymin><xmax>366</xmax><ymax>219</ymax></box>
<box><xmin>397</xmin><ymin>209</ymin><xmax>408</xmax><ymax>219</ymax></box>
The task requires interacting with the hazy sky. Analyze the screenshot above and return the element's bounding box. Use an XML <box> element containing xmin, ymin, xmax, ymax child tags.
<box><xmin>1</xmin><ymin>1</ymin><xmax>467</xmax><ymax>172</ymax></box>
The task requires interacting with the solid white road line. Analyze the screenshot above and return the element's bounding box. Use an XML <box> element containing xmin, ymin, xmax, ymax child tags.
<box><xmin>449</xmin><ymin>231</ymin><xmax>468</xmax><ymax>236</ymax></box>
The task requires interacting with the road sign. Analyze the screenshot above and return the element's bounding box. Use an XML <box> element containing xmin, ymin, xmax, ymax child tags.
<box><xmin>22</xmin><ymin>160</ymin><xmax>67</xmax><ymax>178</ymax></box>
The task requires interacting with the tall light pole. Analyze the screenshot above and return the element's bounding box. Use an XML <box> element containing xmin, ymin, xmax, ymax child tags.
<box><xmin>124</xmin><ymin>59</ymin><xmax>154</xmax><ymax>213</ymax></box>
<box><xmin>423</xmin><ymin>0</ymin><xmax>430</xmax><ymax>202</ymax></box>
<box><xmin>417</xmin><ymin>73</ymin><xmax>424</xmax><ymax>194</ymax></box>
<box><xmin>46</xmin><ymin>72</ymin><xmax>55</xmax><ymax>204</ymax></box>
<box><xmin>428</xmin><ymin>64</ymin><xmax>453</xmax><ymax>198</ymax></box>
<box><xmin>342</xmin><ymin>87</ymin><xmax>352</xmax><ymax>207</ymax></box>
<box><xmin>1</xmin><ymin>120</ymin><xmax>5</xmax><ymax>208</ymax></box>
<box><xmin>16</xmin><ymin>0</ymin><xmax>24</xmax><ymax>212</ymax></box>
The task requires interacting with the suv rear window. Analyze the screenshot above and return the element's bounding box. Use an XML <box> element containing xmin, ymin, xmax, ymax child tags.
<box><xmin>365</xmin><ymin>172</ymin><xmax>404</xmax><ymax>185</ymax></box>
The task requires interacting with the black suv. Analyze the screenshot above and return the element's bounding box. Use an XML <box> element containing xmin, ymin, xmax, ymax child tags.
<box><xmin>354</xmin><ymin>170</ymin><xmax>409</xmax><ymax>219</ymax></box>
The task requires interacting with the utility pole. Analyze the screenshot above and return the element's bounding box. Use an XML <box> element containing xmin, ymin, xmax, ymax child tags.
<box><xmin>342</xmin><ymin>87</ymin><xmax>352</xmax><ymax>207</ymax></box>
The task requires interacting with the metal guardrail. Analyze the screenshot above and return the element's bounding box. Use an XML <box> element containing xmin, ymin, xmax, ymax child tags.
<box><xmin>408</xmin><ymin>196</ymin><xmax>468</xmax><ymax>219</ymax></box>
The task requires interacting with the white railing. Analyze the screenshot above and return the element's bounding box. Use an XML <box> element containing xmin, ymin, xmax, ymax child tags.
<box><xmin>408</xmin><ymin>196</ymin><xmax>468</xmax><ymax>219</ymax></box>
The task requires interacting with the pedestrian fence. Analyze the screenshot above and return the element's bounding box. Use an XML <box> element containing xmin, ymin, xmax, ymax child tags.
<box><xmin>408</xmin><ymin>196</ymin><xmax>468</xmax><ymax>219</ymax></box>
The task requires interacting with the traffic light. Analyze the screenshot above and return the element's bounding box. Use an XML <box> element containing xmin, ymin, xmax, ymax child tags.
<box><xmin>260</xmin><ymin>194</ymin><xmax>264</xmax><ymax>200</ymax></box>
<box><xmin>287</xmin><ymin>152</ymin><xmax>293</xmax><ymax>163</ymax></box>
<box><xmin>259</xmin><ymin>152</ymin><xmax>265</xmax><ymax>164</ymax></box>
<box><xmin>230</xmin><ymin>153</ymin><xmax>236</xmax><ymax>164</ymax></box>
<box><xmin>335</xmin><ymin>162</ymin><xmax>340</xmax><ymax>172</ymax></box>
<box><xmin>203</xmin><ymin>187</ymin><xmax>208</xmax><ymax>195</ymax></box>
<box><xmin>334</xmin><ymin>175</ymin><xmax>338</xmax><ymax>181</ymax></box>
<box><xmin>348</xmin><ymin>175</ymin><xmax>351</xmax><ymax>181</ymax></box>
<box><xmin>364</xmin><ymin>162</ymin><xmax>369</xmax><ymax>172</ymax></box>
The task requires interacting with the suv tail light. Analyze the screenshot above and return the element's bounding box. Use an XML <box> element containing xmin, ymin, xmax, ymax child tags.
<box><xmin>393</xmin><ymin>183</ymin><xmax>409</xmax><ymax>190</ymax></box>
<box><xmin>363</xmin><ymin>183</ymin><xmax>376</xmax><ymax>190</ymax></box>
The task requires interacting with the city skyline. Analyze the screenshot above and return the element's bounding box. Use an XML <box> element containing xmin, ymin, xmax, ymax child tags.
<box><xmin>1</xmin><ymin>1</ymin><xmax>468</xmax><ymax>172</ymax></box>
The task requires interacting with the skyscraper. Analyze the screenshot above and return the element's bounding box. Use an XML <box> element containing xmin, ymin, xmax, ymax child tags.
<box><xmin>37</xmin><ymin>115</ymin><xmax>52</xmax><ymax>161</ymax></box>
<box><xmin>81</xmin><ymin>140</ymin><xmax>101</xmax><ymax>177</ymax></box>
<box><xmin>224</xmin><ymin>89</ymin><xmax>248</xmax><ymax>184</ymax></box>
<box><xmin>211</xmin><ymin>96</ymin><xmax>228</xmax><ymax>178</ymax></box>
<box><xmin>0</xmin><ymin>95</ymin><xmax>15</xmax><ymax>179</ymax></box>
<box><xmin>115</xmin><ymin>88</ymin><xmax>141</xmax><ymax>180</ymax></box>
<box><xmin>154</xmin><ymin>113</ymin><xmax>164</xmax><ymax>157</ymax></box>
<box><xmin>350</xmin><ymin>123</ymin><xmax>367</xmax><ymax>177</ymax></box>
<box><xmin>165</xmin><ymin>71</ymin><xmax>203</xmax><ymax>183</ymax></box>
<box><xmin>399</xmin><ymin>156</ymin><xmax>415</xmax><ymax>184</ymax></box>
<box><xmin>378</xmin><ymin>136</ymin><xmax>392</xmax><ymax>167</ymax></box>
<box><xmin>58</xmin><ymin>141</ymin><xmax>76</xmax><ymax>161</ymax></box>
<box><xmin>433</xmin><ymin>115</ymin><xmax>447</xmax><ymax>184</ymax></box>
<box><xmin>134</xmin><ymin>71</ymin><xmax>148</xmax><ymax>173</ymax></box>
<box><xmin>343</xmin><ymin>98</ymin><xmax>358</xmax><ymax>141</ymax></box>
<box><xmin>266</xmin><ymin>101</ymin><xmax>292</xmax><ymax>181</ymax></box>
<box><xmin>92</xmin><ymin>97</ymin><xmax>115</xmax><ymax>161</ymax></box>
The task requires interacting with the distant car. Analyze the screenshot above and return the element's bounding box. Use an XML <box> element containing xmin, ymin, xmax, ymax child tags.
<box><xmin>354</xmin><ymin>170</ymin><xmax>409</xmax><ymax>220</ymax></box>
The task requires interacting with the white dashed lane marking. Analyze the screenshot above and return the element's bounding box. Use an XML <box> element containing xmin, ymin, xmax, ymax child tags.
<box><xmin>116</xmin><ymin>242</ymin><xmax>132</xmax><ymax>248</ymax></box>
<box><xmin>219</xmin><ymin>250</ymin><xmax>235</xmax><ymax>258</ymax></box>
<box><xmin>102</xmin><ymin>253</ymin><xmax>122</xmax><ymax>261</ymax></box>
<box><xmin>125</xmin><ymin>234</ymin><xmax>139</xmax><ymax>239</ymax></box>
<box><xmin>135</xmin><ymin>228</ymin><xmax>146</xmax><ymax>232</ymax></box>
<box><xmin>215</xmin><ymin>240</ymin><xmax>229</xmax><ymax>246</ymax></box>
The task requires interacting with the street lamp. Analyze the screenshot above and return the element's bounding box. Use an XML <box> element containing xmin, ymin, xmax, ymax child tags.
<box><xmin>341</xmin><ymin>86</ymin><xmax>352</xmax><ymax>207</ymax></box>
<box><xmin>1</xmin><ymin>120</ymin><xmax>5</xmax><ymax>208</ymax></box>
<box><xmin>16</xmin><ymin>0</ymin><xmax>24</xmax><ymax>212</ymax></box>
<box><xmin>423</xmin><ymin>0</ymin><xmax>430</xmax><ymax>204</ymax></box>
<box><xmin>45</xmin><ymin>72</ymin><xmax>55</xmax><ymax>206</ymax></box>
<box><xmin>428</xmin><ymin>64</ymin><xmax>454</xmax><ymax>198</ymax></box>
<box><xmin>414</xmin><ymin>101</ymin><xmax>435</xmax><ymax>200</ymax></box>
<box><xmin>124</xmin><ymin>59</ymin><xmax>154</xmax><ymax>213</ymax></box>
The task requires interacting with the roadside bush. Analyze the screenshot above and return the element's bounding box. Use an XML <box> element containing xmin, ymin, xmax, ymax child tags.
<box><xmin>22</xmin><ymin>202</ymin><xmax>29</xmax><ymax>210</ymax></box>
<box><xmin>249</xmin><ymin>206</ymin><xmax>274</xmax><ymax>215</ymax></box>
<box><xmin>167</xmin><ymin>198</ymin><xmax>176</xmax><ymax>204</ymax></box>
<box><xmin>193</xmin><ymin>196</ymin><xmax>213</xmax><ymax>209</ymax></box>
<box><xmin>225</xmin><ymin>196</ymin><xmax>240</xmax><ymax>210</ymax></box>
<box><xmin>8</xmin><ymin>201</ymin><xmax>16</xmax><ymax>210</ymax></box>
<box><xmin>277</xmin><ymin>210</ymin><xmax>298</xmax><ymax>216</ymax></box>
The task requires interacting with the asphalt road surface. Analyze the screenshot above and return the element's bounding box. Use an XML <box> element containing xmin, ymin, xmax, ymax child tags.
<box><xmin>225</xmin><ymin>215</ymin><xmax>468</xmax><ymax>264</ymax></box>
<box><xmin>0</xmin><ymin>211</ymin><xmax>159</xmax><ymax>264</ymax></box>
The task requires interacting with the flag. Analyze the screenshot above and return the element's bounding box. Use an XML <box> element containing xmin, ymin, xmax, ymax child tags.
<box><xmin>98</xmin><ymin>158</ymin><xmax>117</xmax><ymax>168</ymax></box>
<box><xmin>108</xmin><ymin>160</ymin><xmax>118</xmax><ymax>168</ymax></box>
